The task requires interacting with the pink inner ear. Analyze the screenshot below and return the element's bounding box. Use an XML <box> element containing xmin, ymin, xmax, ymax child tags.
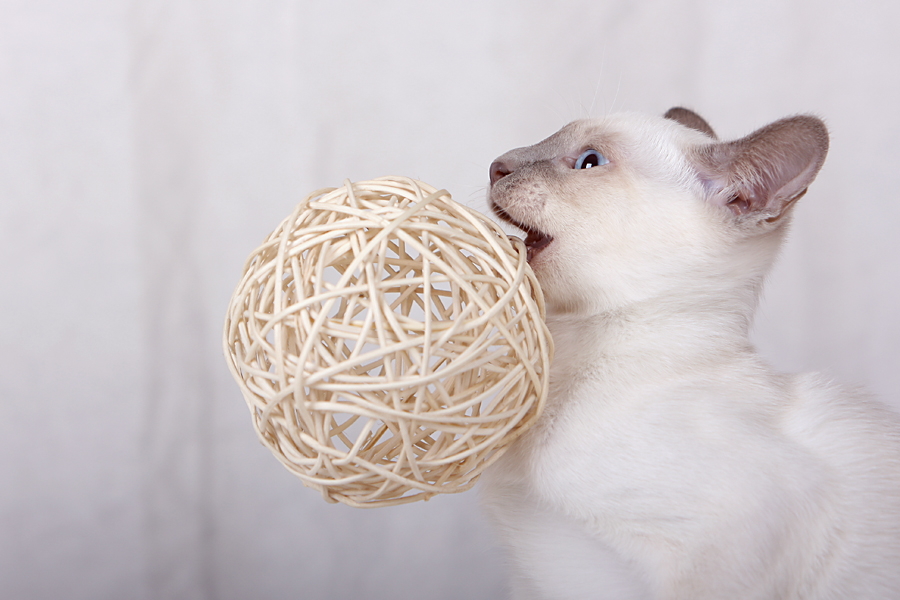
<box><xmin>726</xmin><ymin>195</ymin><xmax>752</xmax><ymax>215</ymax></box>
<box><xmin>695</xmin><ymin>115</ymin><xmax>829</xmax><ymax>222</ymax></box>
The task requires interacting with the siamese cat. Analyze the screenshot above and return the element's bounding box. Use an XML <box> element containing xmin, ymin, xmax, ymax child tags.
<box><xmin>481</xmin><ymin>107</ymin><xmax>900</xmax><ymax>599</ymax></box>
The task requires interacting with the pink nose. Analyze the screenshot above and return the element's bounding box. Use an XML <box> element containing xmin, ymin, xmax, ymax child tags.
<box><xmin>489</xmin><ymin>160</ymin><xmax>512</xmax><ymax>185</ymax></box>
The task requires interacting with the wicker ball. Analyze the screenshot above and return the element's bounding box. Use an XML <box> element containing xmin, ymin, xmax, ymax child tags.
<box><xmin>223</xmin><ymin>176</ymin><xmax>552</xmax><ymax>507</ymax></box>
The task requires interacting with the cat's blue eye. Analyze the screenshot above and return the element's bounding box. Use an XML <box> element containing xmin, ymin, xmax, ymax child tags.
<box><xmin>574</xmin><ymin>149</ymin><xmax>609</xmax><ymax>170</ymax></box>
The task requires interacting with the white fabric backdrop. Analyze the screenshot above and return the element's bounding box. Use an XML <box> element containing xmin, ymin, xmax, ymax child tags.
<box><xmin>2</xmin><ymin>1</ymin><xmax>898</xmax><ymax>599</ymax></box>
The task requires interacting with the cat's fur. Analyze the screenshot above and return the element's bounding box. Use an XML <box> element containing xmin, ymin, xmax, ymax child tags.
<box><xmin>481</xmin><ymin>108</ymin><xmax>900</xmax><ymax>599</ymax></box>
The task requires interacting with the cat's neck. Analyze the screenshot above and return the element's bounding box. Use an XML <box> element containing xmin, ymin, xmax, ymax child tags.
<box><xmin>545</xmin><ymin>297</ymin><xmax>756</xmax><ymax>381</ymax></box>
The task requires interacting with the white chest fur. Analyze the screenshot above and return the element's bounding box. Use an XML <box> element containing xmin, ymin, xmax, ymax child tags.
<box><xmin>482</xmin><ymin>315</ymin><xmax>900</xmax><ymax>599</ymax></box>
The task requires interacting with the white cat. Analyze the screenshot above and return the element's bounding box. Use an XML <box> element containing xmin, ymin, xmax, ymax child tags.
<box><xmin>481</xmin><ymin>107</ymin><xmax>900</xmax><ymax>599</ymax></box>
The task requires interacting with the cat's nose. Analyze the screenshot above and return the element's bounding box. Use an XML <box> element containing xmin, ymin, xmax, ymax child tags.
<box><xmin>489</xmin><ymin>160</ymin><xmax>512</xmax><ymax>185</ymax></box>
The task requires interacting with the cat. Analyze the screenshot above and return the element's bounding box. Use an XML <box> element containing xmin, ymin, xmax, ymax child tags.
<box><xmin>480</xmin><ymin>107</ymin><xmax>900</xmax><ymax>599</ymax></box>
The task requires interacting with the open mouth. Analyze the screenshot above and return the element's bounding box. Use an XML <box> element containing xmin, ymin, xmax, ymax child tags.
<box><xmin>490</xmin><ymin>202</ymin><xmax>554</xmax><ymax>262</ymax></box>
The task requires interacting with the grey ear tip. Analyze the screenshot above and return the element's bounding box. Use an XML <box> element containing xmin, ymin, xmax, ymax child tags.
<box><xmin>664</xmin><ymin>107</ymin><xmax>718</xmax><ymax>140</ymax></box>
<box><xmin>811</xmin><ymin>116</ymin><xmax>829</xmax><ymax>139</ymax></box>
<box><xmin>663</xmin><ymin>106</ymin><xmax>695</xmax><ymax>119</ymax></box>
<box><xmin>785</xmin><ymin>113</ymin><xmax>829</xmax><ymax>134</ymax></box>
<box><xmin>784</xmin><ymin>114</ymin><xmax>831</xmax><ymax>152</ymax></box>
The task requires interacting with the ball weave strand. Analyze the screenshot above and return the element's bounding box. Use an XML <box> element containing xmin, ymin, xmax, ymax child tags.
<box><xmin>223</xmin><ymin>176</ymin><xmax>552</xmax><ymax>507</ymax></box>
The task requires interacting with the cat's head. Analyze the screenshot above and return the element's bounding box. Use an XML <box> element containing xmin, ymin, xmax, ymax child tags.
<box><xmin>488</xmin><ymin>108</ymin><xmax>828</xmax><ymax>317</ymax></box>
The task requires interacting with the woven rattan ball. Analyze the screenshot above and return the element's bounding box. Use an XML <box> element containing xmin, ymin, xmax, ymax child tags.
<box><xmin>223</xmin><ymin>176</ymin><xmax>552</xmax><ymax>507</ymax></box>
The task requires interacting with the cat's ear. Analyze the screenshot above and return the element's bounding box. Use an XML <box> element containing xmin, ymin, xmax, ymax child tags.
<box><xmin>665</xmin><ymin>107</ymin><xmax>717</xmax><ymax>139</ymax></box>
<box><xmin>695</xmin><ymin>115</ymin><xmax>829</xmax><ymax>228</ymax></box>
